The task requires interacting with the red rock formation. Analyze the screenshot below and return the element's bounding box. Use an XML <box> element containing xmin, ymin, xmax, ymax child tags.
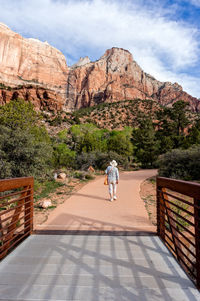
<box><xmin>0</xmin><ymin>24</ymin><xmax>199</xmax><ymax>114</ymax></box>
<box><xmin>0</xmin><ymin>85</ymin><xmax>63</xmax><ymax>112</ymax></box>
<box><xmin>66</xmin><ymin>47</ymin><xmax>200</xmax><ymax>112</ymax></box>
<box><xmin>0</xmin><ymin>23</ymin><xmax>68</xmax><ymax>112</ymax></box>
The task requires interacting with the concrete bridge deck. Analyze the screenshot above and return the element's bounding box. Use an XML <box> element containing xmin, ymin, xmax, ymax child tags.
<box><xmin>0</xmin><ymin>234</ymin><xmax>200</xmax><ymax>301</ymax></box>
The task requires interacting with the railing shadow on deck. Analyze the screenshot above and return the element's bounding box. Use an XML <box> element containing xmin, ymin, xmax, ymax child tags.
<box><xmin>0</xmin><ymin>176</ymin><xmax>34</xmax><ymax>260</ymax></box>
<box><xmin>157</xmin><ymin>176</ymin><xmax>200</xmax><ymax>289</ymax></box>
<box><xmin>2</xmin><ymin>227</ymin><xmax>198</xmax><ymax>300</ymax></box>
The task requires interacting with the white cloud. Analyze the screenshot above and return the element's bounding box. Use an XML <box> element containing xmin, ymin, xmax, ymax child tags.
<box><xmin>188</xmin><ymin>0</ymin><xmax>200</xmax><ymax>7</ymax></box>
<box><xmin>0</xmin><ymin>0</ymin><xmax>199</xmax><ymax>97</ymax></box>
<box><xmin>137</xmin><ymin>52</ymin><xmax>200</xmax><ymax>99</ymax></box>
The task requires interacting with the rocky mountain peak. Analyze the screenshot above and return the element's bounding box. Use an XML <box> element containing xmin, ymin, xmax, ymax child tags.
<box><xmin>66</xmin><ymin>47</ymin><xmax>200</xmax><ymax>112</ymax></box>
<box><xmin>71</xmin><ymin>56</ymin><xmax>91</xmax><ymax>68</ymax></box>
<box><xmin>101</xmin><ymin>47</ymin><xmax>132</xmax><ymax>59</ymax></box>
<box><xmin>0</xmin><ymin>22</ymin><xmax>11</xmax><ymax>32</ymax></box>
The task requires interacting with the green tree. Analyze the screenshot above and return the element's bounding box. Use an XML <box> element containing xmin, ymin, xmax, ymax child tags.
<box><xmin>156</xmin><ymin>101</ymin><xmax>190</xmax><ymax>150</ymax></box>
<box><xmin>107</xmin><ymin>128</ymin><xmax>133</xmax><ymax>157</ymax></box>
<box><xmin>0</xmin><ymin>126</ymin><xmax>52</xmax><ymax>179</ymax></box>
<box><xmin>0</xmin><ymin>99</ymin><xmax>53</xmax><ymax>179</ymax></box>
<box><xmin>0</xmin><ymin>98</ymin><xmax>39</xmax><ymax>129</ymax></box>
<box><xmin>169</xmin><ymin>101</ymin><xmax>190</xmax><ymax>136</ymax></box>
<box><xmin>69</xmin><ymin>123</ymin><xmax>108</xmax><ymax>153</ymax></box>
<box><xmin>186</xmin><ymin>118</ymin><xmax>200</xmax><ymax>147</ymax></box>
<box><xmin>132</xmin><ymin>118</ymin><xmax>159</xmax><ymax>167</ymax></box>
<box><xmin>53</xmin><ymin>143</ymin><xmax>76</xmax><ymax>168</ymax></box>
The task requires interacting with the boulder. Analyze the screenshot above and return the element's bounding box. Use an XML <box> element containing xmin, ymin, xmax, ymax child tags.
<box><xmin>38</xmin><ymin>199</ymin><xmax>52</xmax><ymax>209</ymax></box>
<box><xmin>58</xmin><ymin>172</ymin><xmax>67</xmax><ymax>180</ymax></box>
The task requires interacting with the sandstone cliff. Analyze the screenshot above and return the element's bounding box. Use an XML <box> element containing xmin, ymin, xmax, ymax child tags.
<box><xmin>0</xmin><ymin>24</ymin><xmax>199</xmax><ymax>114</ymax></box>
<box><xmin>66</xmin><ymin>47</ymin><xmax>200</xmax><ymax>112</ymax></box>
<box><xmin>0</xmin><ymin>23</ymin><xmax>68</xmax><ymax>112</ymax></box>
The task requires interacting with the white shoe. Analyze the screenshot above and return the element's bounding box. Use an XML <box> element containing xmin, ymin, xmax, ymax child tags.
<box><xmin>110</xmin><ymin>198</ymin><xmax>113</xmax><ymax>202</ymax></box>
<box><xmin>113</xmin><ymin>196</ymin><xmax>117</xmax><ymax>200</ymax></box>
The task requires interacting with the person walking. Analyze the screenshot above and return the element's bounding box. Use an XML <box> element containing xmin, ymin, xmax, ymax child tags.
<box><xmin>105</xmin><ymin>160</ymin><xmax>119</xmax><ymax>202</ymax></box>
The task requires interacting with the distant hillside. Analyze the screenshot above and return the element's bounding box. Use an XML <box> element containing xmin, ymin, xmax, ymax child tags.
<box><xmin>45</xmin><ymin>98</ymin><xmax>197</xmax><ymax>132</ymax></box>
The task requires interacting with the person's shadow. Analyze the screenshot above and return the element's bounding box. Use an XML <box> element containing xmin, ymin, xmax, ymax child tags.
<box><xmin>73</xmin><ymin>192</ymin><xmax>109</xmax><ymax>201</ymax></box>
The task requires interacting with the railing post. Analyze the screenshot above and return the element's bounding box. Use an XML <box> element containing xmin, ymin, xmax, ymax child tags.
<box><xmin>157</xmin><ymin>179</ymin><xmax>165</xmax><ymax>241</ymax></box>
<box><xmin>194</xmin><ymin>198</ymin><xmax>200</xmax><ymax>289</ymax></box>
<box><xmin>25</xmin><ymin>180</ymin><xmax>34</xmax><ymax>235</ymax></box>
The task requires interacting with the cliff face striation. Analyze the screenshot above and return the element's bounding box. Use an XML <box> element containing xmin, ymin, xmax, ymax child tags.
<box><xmin>0</xmin><ymin>24</ymin><xmax>199</xmax><ymax>114</ymax></box>
<box><xmin>0</xmin><ymin>23</ymin><xmax>68</xmax><ymax>112</ymax></box>
<box><xmin>66</xmin><ymin>47</ymin><xmax>200</xmax><ymax>112</ymax></box>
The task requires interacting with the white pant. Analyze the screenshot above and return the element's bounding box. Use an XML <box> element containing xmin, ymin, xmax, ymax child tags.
<box><xmin>108</xmin><ymin>182</ymin><xmax>117</xmax><ymax>197</ymax></box>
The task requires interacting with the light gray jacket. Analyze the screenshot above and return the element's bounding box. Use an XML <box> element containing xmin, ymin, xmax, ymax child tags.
<box><xmin>105</xmin><ymin>166</ymin><xmax>119</xmax><ymax>183</ymax></box>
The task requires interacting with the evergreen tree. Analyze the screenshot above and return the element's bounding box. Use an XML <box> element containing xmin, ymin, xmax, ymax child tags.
<box><xmin>132</xmin><ymin>118</ymin><xmax>159</xmax><ymax>167</ymax></box>
<box><xmin>156</xmin><ymin>100</ymin><xmax>190</xmax><ymax>151</ymax></box>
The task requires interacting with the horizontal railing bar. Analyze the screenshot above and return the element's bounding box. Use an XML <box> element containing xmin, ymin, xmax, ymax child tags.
<box><xmin>158</xmin><ymin>190</ymin><xmax>198</xmax><ymax>209</ymax></box>
<box><xmin>164</xmin><ymin>214</ymin><xmax>194</xmax><ymax>238</ymax></box>
<box><xmin>165</xmin><ymin>230</ymin><xmax>196</xmax><ymax>267</ymax></box>
<box><xmin>162</xmin><ymin>235</ymin><xmax>196</xmax><ymax>280</ymax></box>
<box><xmin>0</xmin><ymin>198</ymin><xmax>33</xmax><ymax>217</ymax></box>
<box><xmin>1</xmin><ymin>217</ymin><xmax>33</xmax><ymax>242</ymax></box>
<box><xmin>0</xmin><ymin>193</ymin><xmax>33</xmax><ymax>208</ymax></box>
<box><xmin>0</xmin><ymin>203</ymin><xmax>32</xmax><ymax>224</ymax></box>
<box><xmin>0</xmin><ymin>227</ymin><xmax>31</xmax><ymax>258</ymax></box>
<box><xmin>162</xmin><ymin>235</ymin><xmax>176</xmax><ymax>253</ymax></box>
<box><xmin>0</xmin><ymin>213</ymin><xmax>31</xmax><ymax>234</ymax></box>
<box><xmin>0</xmin><ymin>223</ymin><xmax>32</xmax><ymax>250</ymax></box>
<box><xmin>0</xmin><ymin>210</ymin><xmax>25</xmax><ymax>225</ymax></box>
<box><xmin>165</xmin><ymin>226</ymin><xmax>196</xmax><ymax>258</ymax></box>
<box><xmin>164</xmin><ymin>217</ymin><xmax>196</xmax><ymax>248</ymax></box>
<box><xmin>178</xmin><ymin>256</ymin><xmax>197</xmax><ymax>280</ymax></box>
<box><xmin>163</xmin><ymin>231</ymin><xmax>197</xmax><ymax>271</ymax></box>
<box><xmin>0</xmin><ymin>188</ymin><xmax>31</xmax><ymax>201</ymax></box>
<box><xmin>0</xmin><ymin>177</ymin><xmax>34</xmax><ymax>193</ymax></box>
<box><xmin>159</xmin><ymin>208</ymin><xmax>195</xmax><ymax>237</ymax></box>
<box><xmin>157</xmin><ymin>177</ymin><xmax>200</xmax><ymax>199</ymax></box>
<box><xmin>163</xmin><ymin>203</ymin><xmax>195</xmax><ymax>227</ymax></box>
<box><xmin>162</xmin><ymin>197</ymin><xmax>195</xmax><ymax>218</ymax></box>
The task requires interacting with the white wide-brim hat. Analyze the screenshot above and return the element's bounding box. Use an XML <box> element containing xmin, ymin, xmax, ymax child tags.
<box><xmin>110</xmin><ymin>160</ymin><xmax>118</xmax><ymax>167</ymax></box>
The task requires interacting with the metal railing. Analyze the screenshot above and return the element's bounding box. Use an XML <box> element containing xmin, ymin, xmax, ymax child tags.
<box><xmin>157</xmin><ymin>176</ymin><xmax>200</xmax><ymax>289</ymax></box>
<box><xmin>0</xmin><ymin>177</ymin><xmax>34</xmax><ymax>260</ymax></box>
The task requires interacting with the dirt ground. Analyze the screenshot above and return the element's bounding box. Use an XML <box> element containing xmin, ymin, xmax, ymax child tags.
<box><xmin>33</xmin><ymin>178</ymin><xmax>92</xmax><ymax>227</ymax></box>
<box><xmin>140</xmin><ymin>176</ymin><xmax>157</xmax><ymax>226</ymax></box>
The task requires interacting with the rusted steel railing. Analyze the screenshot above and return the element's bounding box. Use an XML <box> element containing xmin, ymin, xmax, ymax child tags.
<box><xmin>0</xmin><ymin>177</ymin><xmax>34</xmax><ymax>260</ymax></box>
<box><xmin>157</xmin><ymin>176</ymin><xmax>200</xmax><ymax>289</ymax></box>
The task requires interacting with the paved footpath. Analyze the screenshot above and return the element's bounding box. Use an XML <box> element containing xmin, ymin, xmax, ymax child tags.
<box><xmin>36</xmin><ymin>170</ymin><xmax>157</xmax><ymax>233</ymax></box>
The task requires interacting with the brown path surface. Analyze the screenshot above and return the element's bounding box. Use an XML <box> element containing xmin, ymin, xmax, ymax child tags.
<box><xmin>35</xmin><ymin>169</ymin><xmax>157</xmax><ymax>233</ymax></box>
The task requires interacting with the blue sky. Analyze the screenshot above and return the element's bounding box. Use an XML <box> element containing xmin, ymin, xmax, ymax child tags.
<box><xmin>0</xmin><ymin>0</ymin><xmax>200</xmax><ymax>98</ymax></box>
